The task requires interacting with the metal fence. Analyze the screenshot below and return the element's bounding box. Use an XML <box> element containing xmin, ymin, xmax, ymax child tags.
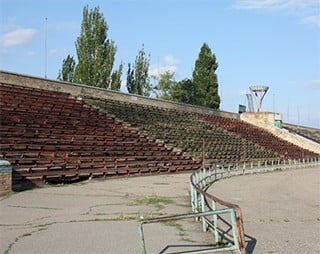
<box><xmin>139</xmin><ymin>157</ymin><xmax>320</xmax><ymax>253</ymax></box>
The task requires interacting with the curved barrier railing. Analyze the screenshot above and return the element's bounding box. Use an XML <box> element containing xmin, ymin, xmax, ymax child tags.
<box><xmin>190</xmin><ymin>167</ymin><xmax>246</xmax><ymax>253</ymax></box>
<box><xmin>139</xmin><ymin>157</ymin><xmax>320</xmax><ymax>253</ymax></box>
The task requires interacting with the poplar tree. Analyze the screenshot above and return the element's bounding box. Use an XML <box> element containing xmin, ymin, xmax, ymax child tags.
<box><xmin>126</xmin><ymin>63</ymin><xmax>135</xmax><ymax>94</ymax></box>
<box><xmin>192</xmin><ymin>43</ymin><xmax>220</xmax><ymax>109</ymax></box>
<box><xmin>58</xmin><ymin>6</ymin><xmax>122</xmax><ymax>91</ymax></box>
<box><xmin>110</xmin><ymin>63</ymin><xmax>123</xmax><ymax>91</ymax></box>
<box><xmin>74</xmin><ymin>6</ymin><xmax>115</xmax><ymax>88</ymax></box>
<box><xmin>57</xmin><ymin>55</ymin><xmax>75</xmax><ymax>82</ymax></box>
<box><xmin>126</xmin><ymin>46</ymin><xmax>151</xmax><ymax>96</ymax></box>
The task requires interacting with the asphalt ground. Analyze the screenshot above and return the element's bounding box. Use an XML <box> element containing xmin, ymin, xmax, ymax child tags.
<box><xmin>0</xmin><ymin>173</ymin><xmax>219</xmax><ymax>254</ymax></box>
<box><xmin>212</xmin><ymin>166</ymin><xmax>320</xmax><ymax>254</ymax></box>
<box><xmin>1</xmin><ymin>166</ymin><xmax>318</xmax><ymax>254</ymax></box>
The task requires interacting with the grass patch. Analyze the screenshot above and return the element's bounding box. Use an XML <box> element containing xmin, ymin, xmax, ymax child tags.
<box><xmin>134</xmin><ymin>194</ymin><xmax>173</xmax><ymax>210</ymax></box>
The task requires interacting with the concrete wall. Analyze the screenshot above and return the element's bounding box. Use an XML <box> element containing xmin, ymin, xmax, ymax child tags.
<box><xmin>241</xmin><ymin>112</ymin><xmax>320</xmax><ymax>155</ymax></box>
<box><xmin>0</xmin><ymin>70</ymin><xmax>239</xmax><ymax>119</ymax></box>
<box><xmin>0</xmin><ymin>160</ymin><xmax>12</xmax><ymax>196</ymax></box>
<box><xmin>240</xmin><ymin>112</ymin><xmax>275</xmax><ymax>130</ymax></box>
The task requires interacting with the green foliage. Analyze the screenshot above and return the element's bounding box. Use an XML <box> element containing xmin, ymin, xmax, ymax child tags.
<box><xmin>110</xmin><ymin>63</ymin><xmax>123</xmax><ymax>91</ymax></box>
<box><xmin>192</xmin><ymin>43</ymin><xmax>220</xmax><ymax>109</ymax></box>
<box><xmin>170</xmin><ymin>79</ymin><xmax>195</xmax><ymax>104</ymax></box>
<box><xmin>57</xmin><ymin>55</ymin><xmax>75</xmax><ymax>82</ymax></box>
<box><xmin>153</xmin><ymin>71</ymin><xmax>176</xmax><ymax>100</ymax></box>
<box><xmin>58</xmin><ymin>5</ymin><xmax>118</xmax><ymax>90</ymax></box>
<box><xmin>161</xmin><ymin>44</ymin><xmax>220</xmax><ymax>108</ymax></box>
<box><xmin>126</xmin><ymin>63</ymin><xmax>135</xmax><ymax>93</ymax></box>
<box><xmin>126</xmin><ymin>45</ymin><xmax>151</xmax><ymax>96</ymax></box>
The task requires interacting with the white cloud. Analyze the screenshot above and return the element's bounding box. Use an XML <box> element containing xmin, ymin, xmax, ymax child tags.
<box><xmin>234</xmin><ymin>0</ymin><xmax>318</xmax><ymax>9</ymax></box>
<box><xmin>233</xmin><ymin>0</ymin><xmax>320</xmax><ymax>28</ymax></box>
<box><xmin>0</xmin><ymin>28</ymin><xmax>37</xmax><ymax>47</ymax></box>
<box><xmin>302</xmin><ymin>15</ymin><xmax>320</xmax><ymax>27</ymax></box>
<box><xmin>303</xmin><ymin>80</ymin><xmax>320</xmax><ymax>89</ymax></box>
<box><xmin>149</xmin><ymin>55</ymin><xmax>180</xmax><ymax>78</ymax></box>
<box><xmin>149</xmin><ymin>65</ymin><xmax>177</xmax><ymax>78</ymax></box>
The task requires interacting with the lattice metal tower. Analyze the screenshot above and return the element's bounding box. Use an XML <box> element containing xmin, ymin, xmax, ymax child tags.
<box><xmin>249</xmin><ymin>85</ymin><xmax>269</xmax><ymax>112</ymax></box>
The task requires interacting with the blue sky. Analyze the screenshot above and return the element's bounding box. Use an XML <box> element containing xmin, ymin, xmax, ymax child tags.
<box><xmin>1</xmin><ymin>0</ymin><xmax>319</xmax><ymax>128</ymax></box>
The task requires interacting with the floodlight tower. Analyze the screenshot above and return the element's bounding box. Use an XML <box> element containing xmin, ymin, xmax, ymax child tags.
<box><xmin>249</xmin><ymin>85</ymin><xmax>269</xmax><ymax>112</ymax></box>
<box><xmin>246</xmin><ymin>93</ymin><xmax>254</xmax><ymax>112</ymax></box>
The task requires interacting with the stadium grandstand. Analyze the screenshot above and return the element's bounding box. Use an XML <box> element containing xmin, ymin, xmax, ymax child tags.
<box><xmin>0</xmin><ymin>71</ymin><xmax>319</xmax><ymax>190</ymax></box>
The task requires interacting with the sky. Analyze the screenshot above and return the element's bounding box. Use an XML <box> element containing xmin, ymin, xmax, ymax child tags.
<box><xmin>1</xmin><ymin>0</ymin><xmax>319</xmax><ymax>128</ymax></box>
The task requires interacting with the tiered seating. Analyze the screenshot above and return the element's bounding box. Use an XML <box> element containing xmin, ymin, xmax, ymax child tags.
<box><xmin>0</xmin><ymin>83</ymin><xmax>200</xmax><ymax>189</ymax></box>
<box><xmin>283</xmin><ymin>124</ymin><xmax>320</xmax><ymax>144</ymax></box>
<box><xmin>85</xmin><ymin>97</ymin><xmax>278</xmax><ymax>164</ymax></box>
<box><xmin>200</xmin><ymin>115</ymin><xmax>318</xmax><ymax>159</ymax></box>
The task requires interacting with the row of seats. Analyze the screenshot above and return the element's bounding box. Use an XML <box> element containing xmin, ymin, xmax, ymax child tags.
<box><xmin>200</xmin><ymin>115</ymin><xmax>318</xmax><ymax>159</ymax></box>
<box><xmin>282</xmin><ymin>124</ymin><xmax>320</xmax><ymax>144</ymax></box>
<box><xmin>0</xmin><ymin>83</ymin><xmax>200</xmax><ymax>189</ymax></box>
<box><xmin>85</xmin><ymin>97</ymin><xmax>279</xmax><ymax>164</ymax></box>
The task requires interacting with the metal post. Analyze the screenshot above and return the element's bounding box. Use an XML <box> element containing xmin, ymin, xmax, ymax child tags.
<box><xmin>212</xmin><ymin>200</ymin><xmax>219</xmax><ymax>243</ymax></box>
<box><xmin>190</xmin><ymin>182</ymin><xmax>194</xmax><ymax>212</ymax></box>
<box><xmin>230</xmin><ymin>210</ymin><xmax>240</xmax><ymax>250</ymax></box>
<box><xmin>201</xmin><ymin>193</ymin><xmax>208</xmax><ymax>231</ymax></box>
<box><xmin>138</xmin><ymin>222</ymin><xmax>147</xmax><ymax>254</ymax></box>
<box><xmin>202</xmin><ymin>138</ymin><xmax>205</xmax><ymax>168</ymax></box>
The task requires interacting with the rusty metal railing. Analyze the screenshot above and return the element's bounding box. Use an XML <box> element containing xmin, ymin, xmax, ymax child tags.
<box><xmin>138</xmin><ymin>157</ymin><xmax>320</xmax><ymax>253</ymax></box>
<box><xmin>190</xmin><ymin>167</ymin><xmax>246</xmax><ymax>253</ymax></box>
<box><xmin>138</xmin><ymin>209</ymin><xmax>240</xmax><ymax>254</ymax></box>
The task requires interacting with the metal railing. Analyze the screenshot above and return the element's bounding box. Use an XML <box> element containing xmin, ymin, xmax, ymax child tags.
<box><xmin>190</xmin><ymin>168</ymin><xmax>245</xmax><ymax>253</ymax></box>
<box><xmin>138</xmin><ymin>157</ymin><xmax>320</xmax><ymax>253</ymax></box>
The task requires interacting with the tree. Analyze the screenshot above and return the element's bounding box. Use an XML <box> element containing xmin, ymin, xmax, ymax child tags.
<box><xmin>58</xmin><ymin>5</ymin><xmax>122</xmax><ymax>90</ymax></box>
<box><xmin>170</xmin><ymin>79</ymin><xmax>195</xmax><ymax>104</ymax></box>
<box><xmin>57</xmin><ymin>55</ymin><xmax>75</xmax><ymax>82</ymax></box>
<box><xmin>153</xmin><ymin>71</ymin><xmax>176</xmax><ymax>100</ymax></box>
<box><xmin>192</xmin><ymin>43</ymin><xmax>220</xmax><ymax>109</ymax></box>
<box><xmin>110</xmin><ymin>63</ymin><xmax>123</xmax><ymax>91</ymax></box>
<box><xmin>126</xmin><ymin>46</ymin><xmax>151</xmax><ymax>96</ymax></box>
<box><xmin>126</xmin><ymin>63</ymin><xmax>135</xmax><ymax>94</ymax></box>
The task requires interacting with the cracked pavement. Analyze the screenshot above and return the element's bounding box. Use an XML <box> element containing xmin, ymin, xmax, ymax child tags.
<box><xmin>0</xmin><ymin>174</ymin><xmax>218</xmax><ymax>254</ymax></box>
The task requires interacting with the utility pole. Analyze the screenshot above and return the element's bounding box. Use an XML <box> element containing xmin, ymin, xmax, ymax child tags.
<box><xmin>44</xmin><ymin>17</ymin><xmax>47</xmax><ymax>78</ymax></box>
